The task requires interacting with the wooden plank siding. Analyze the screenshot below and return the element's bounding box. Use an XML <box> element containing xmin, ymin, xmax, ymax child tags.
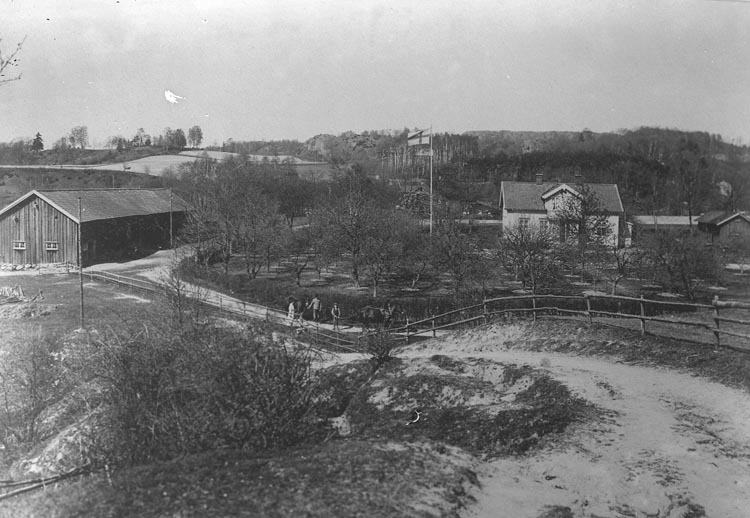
<box><xmin>0</xmin><ymin>194</ymin><xmax>78</xmax><ymax>265</ymax></box>
<box><xmin>720</xmin><ymin>217</ymin><xmax>750</xmax><ymax>243</ymax></box>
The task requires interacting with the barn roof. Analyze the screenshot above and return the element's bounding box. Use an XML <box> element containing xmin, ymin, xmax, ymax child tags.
<box><xmin>696</xmin><ymin>210</ymin><xmax>727</xmax><ymax>225</ymax></box>
<box><xmin>630</xmin><ymin>215</ymin><xmax>694</xmax><ymax>227</ymax></box>
<box><xmin>0</xmin><ymin>189</ymin><xmax>189</xmax><ymax>223</ymax></box>
<box><xmin>695</xmin><ymin>210</ymin><xmax>750</xmax><ymax>226</ymax></box>
<box><xmin>500</xmin><ymin>181</ymin><xmax>624</xmax><ymax>213</ymax></box>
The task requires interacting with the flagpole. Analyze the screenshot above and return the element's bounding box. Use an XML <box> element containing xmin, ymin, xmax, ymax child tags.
<box><xmin>429</xmin><ymin>124</ymin><xmax>433</xmax><ymax>236</ymax></box>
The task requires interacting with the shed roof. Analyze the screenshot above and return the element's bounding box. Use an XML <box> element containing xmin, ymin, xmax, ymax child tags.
<box><xmin>696</xmin><ymin>211</ymin><xmax>727</xmax><ymax>225</ymax></box>
<box><xmin>0</xmin><ymin>189</ymin><xmax>189</xmax><ymax>223</ymax></box>
<box><xmin>500</xmin><ymin>181</ymin><xmax>624</xmax><ymax>213</ymax></box>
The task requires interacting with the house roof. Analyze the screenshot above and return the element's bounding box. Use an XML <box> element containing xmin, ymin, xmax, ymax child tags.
<box><xmin>0</xmin><ymin>189</ymin><xmax>189</xmax><ymax>223</ymax></box>
<box><xmin>500</xmin><ymin>181</ymin><xmax>624</xmax><ymax>213</ymax></box>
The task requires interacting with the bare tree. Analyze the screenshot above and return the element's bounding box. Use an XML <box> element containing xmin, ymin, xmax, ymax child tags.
<box><xmin>554</xmin><ymin>185</ymin><xmax>612</xmax><ymax>282</ymax></box>
<box><xmin>599</xmin><ymin>245</ymin><xmax>640</xmax><ymax>295</ymax></box>
<box><xmin>0</xmin><ymin>36</ymin><xmax>24</xmax><ymax>87</ymax></box>
<box><xmin>498</xmin><ymin>222</ymin><xmax>557</xmax><ymax>294</ymax></box>
<box><xmin>431</xmin><ymin>205</ymin><xmax>487</xmax><ymax>295</ymax></box>
<box><xmin>642</xmin><ymin>231</ymin><xmax>720</xmax><ymax>301</ymax></box>
<box><xmin>69</xmin><ymin>126</ymin><xmax>89</xmax><ymax>149</ymax></box>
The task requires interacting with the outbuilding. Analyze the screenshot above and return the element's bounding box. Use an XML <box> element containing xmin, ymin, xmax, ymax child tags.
<box><xmin>696</xmin><ymin>210</ymin><xmax>750</xmax><ymax>244</ymax></box>
<box><xmin>0</xmin><ymin>188</ymin><xmax>188</xmax><ymax>266</ymax></box>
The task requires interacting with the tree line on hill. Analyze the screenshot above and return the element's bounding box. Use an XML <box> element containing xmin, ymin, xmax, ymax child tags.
<box><xmin>212</xmin><ymin>126</ymin><xmax>749</xmax><ymax>218</ymax></box>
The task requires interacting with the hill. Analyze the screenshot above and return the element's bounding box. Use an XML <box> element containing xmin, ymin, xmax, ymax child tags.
<box><xmin>0</xmin><ymin>168</ymin><xmax>167</xmax><ymax>210</ymax></box>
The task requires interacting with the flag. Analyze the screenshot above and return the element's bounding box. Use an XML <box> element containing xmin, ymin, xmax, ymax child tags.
<box><xmin>408</xmin><ymin>128</ymin><xmax>431</xmax><ymax>146</ymax></box>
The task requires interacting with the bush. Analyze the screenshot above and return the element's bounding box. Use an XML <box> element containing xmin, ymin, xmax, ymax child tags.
<box><xmin>0</xmin><ymin>328</ymin><xmax>71</xmax><ymax>459</ymax></box>
<box><xmin>91</xmin><ymin>325</ymin><xmax>320</xmax><ymax>466</ymax></box>
<box><xmin>363</xmin><ymin>329</ymin><xmax>399</xmax><ymax>371</ymax></box>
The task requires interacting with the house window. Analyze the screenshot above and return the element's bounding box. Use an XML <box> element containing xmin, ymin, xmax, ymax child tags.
<box><xmin>539</xmin><ymin>219</ymin><xmax>549</xmax><ymax>232</ymax></box>
<box><xmin>595</xmin><ymin>224</ymin><xmax>610</xmax><ymax>237</ymax></box>
<box><xmin>519</xmin><ymin>218</ymin><xmax>530</xmax><ymax>231</ymax></box>
<box><xmin>45</xmin><ymin>241</ymin><xmax>59</xmax><ymax>251</ymax></box>
<box><xmin>13</xmin><ymin>241</ymin><xmax>26</xmax><ymax>250</ymax></box>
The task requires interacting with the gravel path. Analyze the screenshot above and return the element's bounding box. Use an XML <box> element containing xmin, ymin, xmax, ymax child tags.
<box><xmin>399</xmin><ymin>330</ymin><xmax>750</xmax><ymax>518</ymax></box>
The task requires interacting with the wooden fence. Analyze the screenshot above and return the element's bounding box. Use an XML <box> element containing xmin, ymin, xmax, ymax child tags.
<box><xmin>76</xmin><ymin>269</ymin><xmax>750</xmax><ymax>353</ymax></box>
<box><xmin>392</xmin><ymin>293</ymin><xmax>750</xmax><ymax>352</ymax></box>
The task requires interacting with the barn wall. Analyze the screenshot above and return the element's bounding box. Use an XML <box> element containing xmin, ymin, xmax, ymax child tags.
<box><xmin>719</xmin><ymin>218</ymin><xmax>750</xmax><ymax>243</ymax></box>
<box><xmin>0</xmin><ymin>195</ymin><xmax>79</xmax><ymax>265</ymax></box>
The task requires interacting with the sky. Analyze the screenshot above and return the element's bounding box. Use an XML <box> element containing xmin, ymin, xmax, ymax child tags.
<box><xmin>1</xmin><ymin>0</ymin><xmax>750</xmax><ymax>148</ymax></box>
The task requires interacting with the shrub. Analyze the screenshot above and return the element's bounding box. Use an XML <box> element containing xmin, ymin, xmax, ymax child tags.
<box><xmin>363</xmin><ymin>329</ymin><xmax>399</xmax><ymax>371</ymax></box>
<box><xmin>0</xmin><ymin>328</ymin><xmax>71</xmax><ymax>459</ymax></box>
<box><xmin>90</xmin><ymin>325</ymin><xmax>320</xmax><ymax>466</ymax></box>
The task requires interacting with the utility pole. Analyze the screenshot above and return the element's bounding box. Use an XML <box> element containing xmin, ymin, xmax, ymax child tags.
<box><xmin>430</xmin><ymin>124</ymin><xmax>434</xmax><ymax>236</ymax></box>
<box><xmin>77</xmin><ymin>196</ymin><xmax>84</xmax><ymax>329</ymax></box>
<box><xmin>169</xmin><ymin>188</ymin><xmax>173</xmax><ymax>249</ymax></box>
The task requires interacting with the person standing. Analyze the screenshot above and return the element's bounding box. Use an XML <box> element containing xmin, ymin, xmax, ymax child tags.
<box><xmin>308</xmin><ymin>294</ymin><xmax>322</xmax><ymax>322</ymax></box>
<box><xmin>287</xmin><ymin>297</ymin><xmax>297</xmax><ymax>327</ymax></box>
<box><xmin>331</xmin><ymin>302</ymin><xmax>341</xmax><ymax>330</ymax></box>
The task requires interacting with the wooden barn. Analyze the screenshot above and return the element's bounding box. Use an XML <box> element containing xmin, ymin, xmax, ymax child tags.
<box><xmin>0</xmin><ymin>189</ymin><xmax>188</xmax><ymax>266</ymax></box>
<box><xmin>697</xmin><ymin>211</ymin><xmax>750</xmax><ymax>244</ymax></box>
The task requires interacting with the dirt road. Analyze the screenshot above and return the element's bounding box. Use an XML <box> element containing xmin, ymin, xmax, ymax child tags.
<box><xmin>401</xmin><ymin>329</ymin><xmax>750</xmax><ymax>518</ymax></box>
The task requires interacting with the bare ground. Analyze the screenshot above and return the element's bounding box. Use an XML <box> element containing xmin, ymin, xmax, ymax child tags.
<box><xmin>399</xmin><ymin>323</ymin><xmax>750</xmax><ymax>518</ymax></box>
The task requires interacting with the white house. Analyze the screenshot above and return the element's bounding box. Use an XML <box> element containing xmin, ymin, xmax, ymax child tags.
<box><xmin>499</xmin><ymin>176</ymin><xmax>625</xmax><ymax>247</ymax></box>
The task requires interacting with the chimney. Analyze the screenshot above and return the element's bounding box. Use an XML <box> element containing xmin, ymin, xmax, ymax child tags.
<box><xmin>535</xmin><ymin>173</ymin><xmax>543</xmax><ymax>185</ymax></box>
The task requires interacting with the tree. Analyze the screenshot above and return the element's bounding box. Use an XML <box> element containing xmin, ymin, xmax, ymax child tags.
<box><xmin>174</xmin><ymin>128</ymin><xmax>187</xmax><ymax>150</ymax></box>
<box><xmin>498</xmin><ymin>222</ymin><xmax>558</xmax><ymax>294</ymax></box>
<box><xmin>310</xmin><ymin>172</ymin><xmax>398</xmax><ymax>287</ymax></box>
<box><xmin>236</xmin><ymin>190</ymin><xmax>283</xmax><ymax>279</ymax></box>
<box><xmin>668</xmin><ymin>138</ymin><xmax>710</xmax><ymax>229</ymax></box>
<box><xmin>554</xmin><ymin>185</ymin><xmax>612</xmax><ymax>282</ymax></box>
<box><xmin>188</xmin><ymin>125</ymin><xmax>203</xmax><ymax>148</ymax></box>
<box><xmin>600</xmin><ymin>245</ymin><xmax>640</xmax><ymax>295</ymax></box>
<box><xmin>642</xmin><ymin>231</ymin><xmax>720</xmax><ymax>301</ymax></box>
<box><xmin>360</xmin><ymin>210</ymin><xmax>417</xmax><ymax>297</ymax></box>
<box><xmin>431</xmin><ymin>205</ymin><xmax>488</xmax><ymax>296</ymax></box>
<box><xmin>0</xmin><ymin>36</ymin><xmax>24</xmax><ymax>88</ymax></box>
<box><xmin>162</xmin><ymin>127</ymin><xmax>175</xmax><ymax>152</ymax></box>
<box><xmin>717</xmin><ymin>169</ymin><xmax>750</xmax><ymax>213</ymax></box>
<box><xmin>31</xmin><ymin>132</ymin><xmax>43</xmax><ymax>153</ymax></box>
<box><xmin>69</xmin><ymin>125</ymin><xmax>89</xmax><ymax>149</ymax></box>
<box><xmin>285</xmin><ymin>227</ymin><xmax>316</xmax><ymax>287</ymax></box>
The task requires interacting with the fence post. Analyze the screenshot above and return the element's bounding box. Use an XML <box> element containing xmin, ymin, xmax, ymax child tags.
<box><xmin>532</xmin><ymin>295</ymin><xmax>537</xmax><ymax>322</ymax></box>
<box><xmin>713</xmin><ymin>295</ymin><xmax>721</xmax><ymax>348</ymax></box>
<box><xmin>639</xmin><ymin>295</ymin><xmax>646</xmax><ymax>336</ymax></box>
<box><xmin>405</xmin><ymin>317</ymin><xmax>410</xmax><ymax>344</ymax></box>
<box><xmin>219</xmin><ymin>297</ymin><xmax>222</xmax><ymax>311</ymax></box>
<box><xmin>432</xmin><ymin>314</ymin><xmax>436</xmax><ymax>337</ymax></box>
<box><xmin>242</xmin><ymin>301</ymin><xmax>246</xmax><ymax>317</ymax></box>
<box><xmin>585</xmin><ymin>295</ymin><xmax>592</xmax><ymax>325</ymax></box>
<box><xmin>265</xmin><ymin>306</ymin><xmax>269</xmax><ymax>322</ymax></box>
<box><xmin>483</xmin><ymin>301</ymin><xmax>488</xmax><ymax>325</ymax></box>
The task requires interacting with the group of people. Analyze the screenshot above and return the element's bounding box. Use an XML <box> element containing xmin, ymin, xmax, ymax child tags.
<box><xmin>287</xmin><ymin>294</ymin><xmax>342</xmax><ymax>330</ymax></box>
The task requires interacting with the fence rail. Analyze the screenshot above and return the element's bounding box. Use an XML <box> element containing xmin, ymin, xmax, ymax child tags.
<box><xmin>395</xmin><ymin>292</ymin><xmax>750</xmax><ymax>351</ymax></box>
<box><xmin>76</xmin><ymin>268</ymin><xmax>750</xmax><ymax>352</ymax></box>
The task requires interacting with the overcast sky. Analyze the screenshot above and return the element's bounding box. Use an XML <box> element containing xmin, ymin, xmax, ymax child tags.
<box><xmin>2</xmin><ymin>0</ymin><xmax>749</xmax><ymax>147</ymax></box>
